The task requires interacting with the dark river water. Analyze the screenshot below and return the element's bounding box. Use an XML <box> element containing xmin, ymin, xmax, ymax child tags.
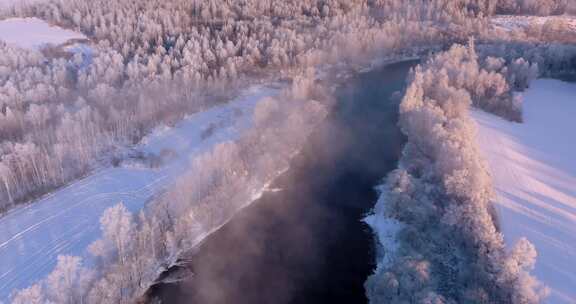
<box><xmin>147</xmin><ymin>59</ymin><xmax>418</xmax><ymax>304</ymax></box>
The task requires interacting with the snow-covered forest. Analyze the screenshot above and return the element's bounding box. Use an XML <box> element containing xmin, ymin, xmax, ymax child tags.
<box><xmin>365</xmin><ymin>42</ymin><xmax>547</xmax><ymax>303</ymax></box>
<box><xmin>496</xmin><ymin>0</ymin><xmax>576</xmax><ymax>16</ymax></box>
<box><xmin>1</xmin><ymin>0</ymin><xmax>576</xmax><ymax>303</ymax></box>
<box><xmin>364</xmin><ymin>16</ymin><xmax>576</xmax><ymax>304</ymax></box>
<box><xmin>0</xmin><ymin>0</ymin><xmax>492</xmax><ymax>212</ymax></box>
<box><xmin>9</xmin><ymin>72</ymin><xmax>328</xmax><ymax>303</ymax></box>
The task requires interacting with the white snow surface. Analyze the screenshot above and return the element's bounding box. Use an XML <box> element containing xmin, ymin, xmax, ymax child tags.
<box><xmin>492</xmin><ymin>15</ymin><xmax>576</xmax><ymax>32</ymax></box>
<box><xmin>364</xmin><ymin>185</ymin><xmax>403</xmax><ymax>273</ymax></box>
<box><xmin>473</xmin><ymin>79</ymin><xmax>576</xmax><ymax>304</ymax></box>
<box><xmin>0</xmin><ymin>17</ymin><xmax>85</xmax><ymax>49</ymax></box>
<box><xmin>0</xmin><ymin>85</ymin><xmax>278</xmax><ymax>300</ymax></box>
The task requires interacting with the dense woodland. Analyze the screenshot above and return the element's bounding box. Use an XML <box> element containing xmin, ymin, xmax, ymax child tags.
<box><xmin>0</xmin><ymin>0</ymin><xmax>491</xmax><ymax>212</ymax></box>
<box><xmin>362</xmin><ymin>9</ymin><xmax>576</xmax><ymax>303</ymax></box>
<box><xmin>1</xmin><ymin>0</ymin><xmax>575</xmax><ymax>215</ymax></box>
<box><xmin>496</xmin><ymin>0</ymin><xmax>576</xmax><ymax>15</ymax></box>
<box><xmin>365</xmin><ymin>42</ymin><xmax>548</xmax><ymax>304</ymax></box>
<box><xmin>2</xmin><ymin>0</ymin><xmax>576</xmax><ymax>303</ymax></box>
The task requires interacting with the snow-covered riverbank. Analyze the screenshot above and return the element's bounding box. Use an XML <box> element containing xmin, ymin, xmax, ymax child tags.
<box><xmin>474</xmin><ymin>79</ymin><xmax>576</xmax><ymax>304</ymax></box>
<box><xmin>0</xmin><ymin>85</ymin><xmax>278</xmax><ymax>300</ymax></box>
<box><xmin>0</xmin><ymin>17</ymin><xmax>85</xmax><ymax>49</ymax></box>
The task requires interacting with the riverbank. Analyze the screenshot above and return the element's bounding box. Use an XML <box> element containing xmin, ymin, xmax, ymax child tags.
<box><xmin>0</xmin><ymin>85</ymin><xmax>278</xmax><ymax>300</ymax></box>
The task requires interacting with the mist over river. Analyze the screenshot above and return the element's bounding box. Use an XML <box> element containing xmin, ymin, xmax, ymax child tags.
<box><xmin>148</xmin><ymin>59</ymin><xmax>419</xmax><ymax>304</ymax></box>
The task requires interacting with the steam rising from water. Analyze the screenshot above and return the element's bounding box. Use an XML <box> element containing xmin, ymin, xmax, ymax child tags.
<box><xmin>152</xmin><ymin>60</ymin><xmax>417</xmax><ymax>304</ymax></box>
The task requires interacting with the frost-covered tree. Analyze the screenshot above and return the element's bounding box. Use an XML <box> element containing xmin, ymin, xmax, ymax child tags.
<box><xmin>365</xmin><ymin>41</ymin><xmax>547</xmax><ymax>304</ymax></box>
<box><xmin>99</xmin><ymin>203</ymin><xmax>135</xmax><ymax>264</ymax></box>
<box><xmin>496</xmin><ymin>0</ymin><xmax>569</xmax><ymax>16</ymax></box>
<box><xmin>1</xmin><ymin>0</ymin><xmax>470</xmax><ymax>213</ymax></box>
<box><xmin>10</xmin><ymin>70</ymin><xmax>329</xmax><ymax>303</ymax></box>
<box><xmin>10</xmin><ymin>255</ymin><xmax>93</xmax><ymax>304</ymax></box>
<box><xmin>10</xmin><ymin>285</ymin><xmax>44</xmax><ymax>304</ymax></box>
<box><xmin>45</xmin><ymin>256</ymin><xmax>93</xmax><ymax>304</ymax></box>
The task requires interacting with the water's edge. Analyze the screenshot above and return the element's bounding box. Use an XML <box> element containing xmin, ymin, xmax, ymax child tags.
<box><xmin>146</xmin><ymin>60</ymin><xmax>419</xmax><ymax>304</ymax></box>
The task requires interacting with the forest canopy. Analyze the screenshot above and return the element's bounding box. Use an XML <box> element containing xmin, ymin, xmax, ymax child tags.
<box><xmin>2</xmin><ymin>0</ymin><xmax>576</xmax><ymax>303</ymax></box>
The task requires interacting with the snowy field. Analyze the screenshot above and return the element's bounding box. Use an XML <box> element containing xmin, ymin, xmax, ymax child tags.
<box><xmin>0</xmin><ymin>17</ymin><xmax>85</xmax><ymax>49</ymax></box>
<box><xmin>0</xmin><ymin>0</ymin><xmax>44</xmax><ymax>9</ymax></box>
<box><xmin>492</xmin><ymin>15</ymin><xmax>576</xmax><ymax>32</ymax></box>
<box><xmin>474</xmin><ymin>79</ymin><xmax>576</xmax><ymax>304</ymax></box>
<box><xmin>0</xmin><ymin>86</ymin><xmax>278</xmax><ymax>300</ymax></box>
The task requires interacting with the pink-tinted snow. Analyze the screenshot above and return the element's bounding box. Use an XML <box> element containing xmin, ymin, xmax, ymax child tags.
<box><xmin>474</xmin><ymin>79</ymin><xmax>576</xmax><ymax>304</ymax></box>
<box><xmin>0</xmin><ymin>17</ymin><xmax>85</xmax><ymax>49</ymax></box>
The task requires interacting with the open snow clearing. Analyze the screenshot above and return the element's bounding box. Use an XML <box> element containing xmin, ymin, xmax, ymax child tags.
<box><xmin>474</xmin><ymin>79</ymin><xmax>576</xmax><ymax>304</ymax></box>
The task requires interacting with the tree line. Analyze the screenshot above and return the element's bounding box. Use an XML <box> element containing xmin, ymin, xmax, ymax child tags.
<box><xmin>364</xmin><ymin>41</ymin><xmax>549</xmax><ymax>304</ymax></box>
<box><xmin>0</xmin><ymin>0</ymin><xmax>489</xmax><ymax>213</ymax></box>
<box><xmin>10</xmin><ymin>70</ymin><xmax>329</xmax><ymax>304</ymax></box>
<box><xmin>496</xmin><ymin>0</ymin><xmax>575</xmax><ymax>16</ymax></box>
<box><xmin>7</xmin><ymin>0</ymin><xmax>569</xmax><ymax>213</ymax></box>
<box><xmin>3</xmin><ymin>0</ymin><xmax>576</xmax><ymax>302</ymax></box>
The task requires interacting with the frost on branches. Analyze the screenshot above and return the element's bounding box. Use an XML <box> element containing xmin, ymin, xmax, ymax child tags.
<box><xmin>9</xmin><ymin>70</ymin><xmax>328</xmax><ymax>304</ymax></box>
<box><xmin>0</xmin><ymin>0</ymin><xmax>492</xmax><ymax>213</ymax></box>
<box><xmin>364</xmin><ymin>42</ymin><xmax>549</xmax><ymax>304</ymax></box>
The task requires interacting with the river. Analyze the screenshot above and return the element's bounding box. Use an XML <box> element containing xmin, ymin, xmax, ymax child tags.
<box><xmin>147</xmin><ymin>59</ymin><xmax>419</xmax><ymax>304</ymax></box>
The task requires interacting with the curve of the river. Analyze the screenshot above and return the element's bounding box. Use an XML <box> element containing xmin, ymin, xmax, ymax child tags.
<box><xmin>149</xmin><ymin>60</ymin><xmax>419</xmax><ymax>304</ymax></box>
